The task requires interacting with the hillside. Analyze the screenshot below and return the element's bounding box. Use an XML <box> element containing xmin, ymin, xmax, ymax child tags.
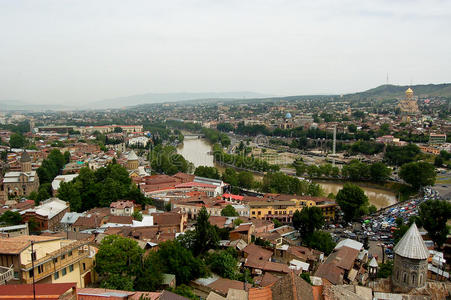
<box><xmin>91</xmin><ymin>91</ymin><xmax>273</xmax><ymax>109</ymax></box>
<box><xmin>345</xmin><ymin>83</ymin><xmax>451</xmax><ymax>101</ymax></box>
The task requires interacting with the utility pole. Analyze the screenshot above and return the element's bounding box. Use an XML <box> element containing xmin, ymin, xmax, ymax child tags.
<box><xmin>31</xmin><ymin>241</ymin><xmax>36</xmax><ymax>300</ymax></box>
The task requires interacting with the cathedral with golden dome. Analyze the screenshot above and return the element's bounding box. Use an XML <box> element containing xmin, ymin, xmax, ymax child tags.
<box><xmin>398</xmin><ymin>87</ymin><xmax>420</xmax><ymax>115</ymax></box>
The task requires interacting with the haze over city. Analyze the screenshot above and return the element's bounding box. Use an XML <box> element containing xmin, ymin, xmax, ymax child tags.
<box><xmin>1</xmin><ymin>0</ymin><xmax>451</xmax><ymax>105</ymax></box>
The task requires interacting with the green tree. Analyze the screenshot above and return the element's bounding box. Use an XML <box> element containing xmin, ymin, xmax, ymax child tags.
<box><xmin>348</xmin><ymin>124</ymin><xmax>357</xmax><ymax>133</ymax></box>
<box><xmin>194</xmin><ymin>166</ymin><xmax>220</xmax><ymax>179</ymax></box>
<box><xmin>304</xmin><ymin>231</ymin><xmax>335</xmax><ymax>255</ymax></box>
<box><xmin>222</xmin><ymin>168</ymin><xmax>239</xmax><ymax>186</ymax></box>
<box><xmin>134</xmin><ymin>252</ymin><xmax>163</xmax><ymax>291</ymax></box>
<box><xmin>369</xmin><ymin>162</ymin><xmax>392</xmax><ymax>182</ymax></box>
<box><xmin>273</xmin><ymin>219</ymin><xmax>282</xmax><ymax>228</ymax></box>
<box><xmin>114</xmin><ymin>127</ymin><xmax>123</xmax><ymax>133</ymax></box>
<box><xmin>292</xmin><ymin>207</ymin><xmax>324</xmax><ymax>238</ymax></box>
<box><xmin>95</xmin><ymin>235</ymin><xmax>144</xmax><ymax>290</ymax></box>
<box><xmin>419</xmin><ymin>200</ymin><xmax>451</xmax><ymax>248</ymax></box>
<box><xmin>377</xmin><ymin>261</ymin><xmax>393</xmax><ymax>278</ymax></box>
<box><xmin>9</xmin><ymin>133</ymin><xmax>26</xmax><ymax>148</ymax></box>
<box><xmin>64</xmin><ymin>151</ymin><xmax>71</xmax><ymax>164</ymax></box>
<box><xmin>133</xmin><ymin>211</ymin><xmax>143</xmax><ymax>221</ymax></box>
<box><xmin>58</xmin><ymin>181</ymin><xmax>82</xmax><ymax>212</ymax></box>
<box><xmin>221</xmin><ymin>205</ymin><xmax>239</xmax><ymax>217</ymax></box>
<box><xmin>238</xmin><ymin>171</ymin><xmax>254</xmax><ymax>189</ymax></box>
<box><xmin>194</xmin><ymin>207</ymin><xmax>219</xmax><ymax>255</ymax></box>
<box><xmin>157</xmin><ymin>240</ymin><xmax>208</xmax><ymax>284</ymax></box>
<box><xmin>399</xmin><ymin>162</ymin><xmax>436</xmax><ymax>190</ymax></box>
<box><xmin>368</xmin><ymin>205</ymin><xmax>377</xmax><ymax>214</ymax></box>
<box><xmin>36</xmin><ymin>183</ymin><xmax>52</xmax><ymax>204</ymax></box>
<box><xmin>101</xmin><ymin>274</ymin><xmax>134</xmax><ymax>291</ymax></box>
<box><xmin>167</xmin><ymin>284</ymin><xmax>197</xmax><ymax>300</ymax></box>
<box><xmin>434</xmin><ymin>156</ymin><xmax>444</xmax><ymax>167</ymax></box>
<box><xmin>336</xmin><ymin>183</ymin><xmax>369</xmax><ymax>222</ymax></box>
<box><xmin>0</xmin><ymin>210</ymin><xmax>22</xmax><ymax>225</ymax></box>
<box><xmin>207</xmin><ymin>250</ymin><xmax>238</xmax><ymax>279</ymax></box>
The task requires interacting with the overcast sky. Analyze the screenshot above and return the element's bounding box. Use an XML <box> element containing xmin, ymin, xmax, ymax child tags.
<box><xmin>1</xmin><ymin>0</ymin><xmax>450</xmax><ymax>104</ymax></box>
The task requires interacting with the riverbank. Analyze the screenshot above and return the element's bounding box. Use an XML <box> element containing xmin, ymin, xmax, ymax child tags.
<box><xmin>177</xmin><ymin>137</ymin><xmax>411</xmax><ymax>209</ymax></box>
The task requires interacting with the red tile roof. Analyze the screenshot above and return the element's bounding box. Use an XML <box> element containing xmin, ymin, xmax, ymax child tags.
<box><xmin>0</xmin><ymin>283</ymin><xmax>76</xmax><ymax>300</ymax></box>
<box><xmin>248</xmin><ymin>286</ymin><xmax>272</xmax><ymax>300</ymax></box>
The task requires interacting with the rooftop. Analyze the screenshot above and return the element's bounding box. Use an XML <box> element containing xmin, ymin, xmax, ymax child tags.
<box><xmin>393</xmin><ymin>223</ymin><xmax>429</xmax><ymax>260</ymax></box>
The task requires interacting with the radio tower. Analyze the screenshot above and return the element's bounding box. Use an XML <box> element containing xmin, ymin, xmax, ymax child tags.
<box><xmin>332</xmin><ymin>125</ymin><xmax>336</xmax><ymax>167</ymax></box>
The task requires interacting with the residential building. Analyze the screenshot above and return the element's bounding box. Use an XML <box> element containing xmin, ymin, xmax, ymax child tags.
<box><xmin>0</xmin><ymin>235</ymin><xmax>95</xmax><ymax>287</ymax></box>
<box><xmin>0</xmin><ymin>223</ymin><xmax>29</xmax><ymax>237</ymax></box>
<box><xmin>21</xmin><ymin>198</ymin><xmax>69</xmax><ymax>231</ymax></box>
<box><xmin>110</xmin><ymin>200</ymin><xmax>135</xmax><ymax>216</ymax></box>
<box><xmin>429</xmin><ymin>133</ymin><xmax>447</xmax><ymax>145</ymax></box>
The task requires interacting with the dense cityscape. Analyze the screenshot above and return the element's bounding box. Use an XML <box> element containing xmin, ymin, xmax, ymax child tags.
<box><xmin>0</xmin><ymin>85</ymin><xmax>450</xmax><ymax>299</ymax></box>
<box><xmin>1</xmin><ymin>0</ymin><xmax>451</xmax><ymax>299</ymax></box>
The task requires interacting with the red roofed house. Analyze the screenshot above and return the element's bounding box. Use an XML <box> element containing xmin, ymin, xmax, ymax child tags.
<box><xmin>110</xmin><ymin>200</ymin><xmax>134</xmax><ymax>217</ymax></box>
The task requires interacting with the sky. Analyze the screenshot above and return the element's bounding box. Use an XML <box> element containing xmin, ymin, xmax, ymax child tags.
<box><xmin>1</xmin><ymin>0</ymin><xmax>451</xmax><ymax>105</ymax></box>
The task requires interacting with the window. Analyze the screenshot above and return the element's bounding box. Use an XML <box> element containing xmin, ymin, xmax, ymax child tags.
<box><xmin>257</xmin><ymin>211</ymin><xmax>261</xmax><ymax>215</ymax></box>
<box><xmin>268</xmin><ymin>211</ymin><xmax>272</xmax><ymax>215</ymax></box>
<box><xmin>62</xmin><ymin>268</ymin><xmax>67</xmax><ymax>276</ymax></box>
<box><xmin>38</xmin><ymin>265</ymin><xmax>44</xmax><ymax>274</ymax></box>
<box><xmin>411</xmin><ymin>273</ymin><xmax>416</xmax><ymax>285</ymax></box>
<box><xmin>62</xmin><ymin>254</ymin><xmax>65</xmax><ymax>260</ymax></box>
<box><xmin>403</xmin><ymin>273</ymin><xmax>407</xmax><ymax>283</ymax></box>
<box><xmin>82</xmin><ymin>263</ymin><xmax>86</xmax><ymax>271</ymax></box>
<box><xmin>53</xmin><ymin>258</ymin><xmax>58</xmax><ymax>263</ymax></box>
<box><xmin>29</xmin><ymin>270</ymin><xmax>34</xmax><ymax>278</ymax></box>
<box><xmin>54</xmin><ymin>271</ymin><xmax>59</xmax><ymax>280</ymax></box>
<box><xmin>252</xmin><ymin>211</ymin><xmax>255</xmax><ymax>215</ymax></box>
<box><xmin>419</xmin><ymin>274</ymin><xmax>423</xmax><ymax>285</ymax></box>
<box><xmin>69</xmin><ymin>265</ymin><xmax>74</xmax><ymax>272</ymax></box>
<box><xmin>68</xmin><ymin>251</ymin><xmax>72</xmax><ymax>256</ymax></box>
<box><xmin>396</xmin><ymin>271</ymin><xmax>399</xmax><ymax>280</ymax></box>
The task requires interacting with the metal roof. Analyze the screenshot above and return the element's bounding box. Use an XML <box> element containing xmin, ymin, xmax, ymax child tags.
<box><xmin>393</xmin><ymin>223</ymin><xmax>429</xmax><ymax>260</ymax></box>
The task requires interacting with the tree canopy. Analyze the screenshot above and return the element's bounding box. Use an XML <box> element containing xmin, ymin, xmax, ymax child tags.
<box><xmin>336</xmin><ymin>183</ymin><xmax>369</xmax><ymax>222</ymax></box>
<box><xmin>292</xmin><ymin>207</ymin><xmax>325</xmax><ymax>238</ymax></box>
<box><xmin>58</xmin><ymin>163</ymin><xmax>148</xmax><ymax>212</ymax></box>
<box><xmin>399</xmin><ymin>162</ymin><xmax>436</xmax><ymax>190</ymax></box>
<box><xmin>95</xmin><ymin>235</ymin><xmax>146</xmax><ymax>290</ymax></box>
<box><xmin>9</xmin><ymin>133</ymin><xmax>26</xmax><ymax>148</ymax></box>
<box><xmin>0</xmin><ymin>210</ymin><xmax>22</xmax><ymax>226</ymax></box>
<box><xmin>221</xmin><ymin>205</ymin><xmax>239</xmax><ymax>217</ymax></box>
<box><xmin>419</xmin><ymin>200</ymin><xmax>451</xmax><ymax>248</ymax></box>
<box><xmin>194</xmin><ymin>166</ymin><xmax>220</xmax><ymax>179</ymax></box>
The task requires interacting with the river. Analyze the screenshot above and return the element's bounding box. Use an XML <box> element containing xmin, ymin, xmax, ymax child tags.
<box><xmin>178</xmin><ymin>137</ymin><xmax>397</xmax><ymax>208</ymax></box>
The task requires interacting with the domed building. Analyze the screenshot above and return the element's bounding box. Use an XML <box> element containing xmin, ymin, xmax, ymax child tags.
<box><xmin>125</xmin><ymin>150</ymin><xmax>139</xmax><ymax>171</ymax></box>
<box><xmin>0</xmin><ymin>150</ymin><xmax>39</xmax><ymax>201</ymax></box>
<box><xmin>285</xmin><ymin>112</ymin><xmax>292</xmax><ymax>119</ymax></box>
<box><xmin>392</xmin><ymin>223</ymin><xmax>429</xmax><ymax>291</ymax></box>
<box><xmin>398</xmin><ymin>87</ymin><xmax>420</xmax><ymax>115</ymax></box>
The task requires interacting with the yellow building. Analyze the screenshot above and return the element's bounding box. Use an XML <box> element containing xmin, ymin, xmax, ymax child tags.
<box><xmin>0</xmin><ymin>235</ymin><xmax>96</xmax><ymax>287</ymax></box>
<box><xmin>249</xmin><ymin>196</ymin><xmax>337</xmax><ymax>223</ymax></box>
<box><xmin>398</xmin><ymin>88</ymin><xmax>420</xmax><ymax>115</ymax></box>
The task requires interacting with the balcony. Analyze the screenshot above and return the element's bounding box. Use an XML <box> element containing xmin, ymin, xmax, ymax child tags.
<box><xmin>0</xmin><ymin>266</ymin><xmax>14</xmax><ymax>285</ymax></box>
<box><xmin>21</xmin><ymin>240</ymin><xmax>91</xmax><ymax>284</ymax></box>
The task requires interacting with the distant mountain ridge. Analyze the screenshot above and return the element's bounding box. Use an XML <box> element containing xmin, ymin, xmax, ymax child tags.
<box><xmin>345</xmin><ymin>83</ymin><xmax>451</xmax><ymax>100</ymax></box>
<box><xmin>92</xmin><ymin>91</ymin><xmax>274</xmax><ymax>109</ymax></box>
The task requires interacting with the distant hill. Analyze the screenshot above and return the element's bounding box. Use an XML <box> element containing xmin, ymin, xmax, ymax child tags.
<box><xmin>344</xmin><ymin>83</ymin><xmax>451</xmax><ymax>101</ymax></box>
<box><xmin>91</xmin><ymin>91</ymin><xmax>273</xmax><ymax>109</ymax></box>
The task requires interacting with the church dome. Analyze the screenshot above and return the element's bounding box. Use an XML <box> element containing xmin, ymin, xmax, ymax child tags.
<box><xmin>393</xmin><ymin>223</ymin><xmax>429</xmax><ymax>260</ymax></box>
<box><xmin>127</xmin><ymin>150</ymin><xmax>139</xmax><ymax>161</ymax></box>
<box><xmin>405</xmin><ymin>87</ymin><xmax>414</xmax><ymax>95</ymax></box>
<box><xmin>285</xmin><ymin>112</ymin><xmax>292</xmax><ymax>119</ymax></box>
